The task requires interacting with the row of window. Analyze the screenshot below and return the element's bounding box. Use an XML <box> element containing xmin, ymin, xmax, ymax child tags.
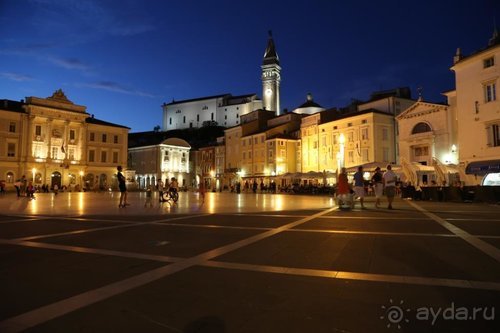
<box><xmin>11</xmin><ymin>146</ymin><xmax>120</xmax><ymax>163</ymax></box>
<box><xmin>306</xmin><ymin>128</ymin><xmax>389</xmax><ymax>148</ymax></box>
<box><xmin>88</xmin><ymin>150</ymin><xmax>120</xmax><ymax>163</ymax></box>
<box><xmin>304</xmin><ymin>148</ymin><xmax>389</xmax><ymax>165</ymax></box>
<box><xmin>305</xmin><ymin>127</ymin><xmax>389</xmax><ymax>143</ymax></box>
<box><xmin>242</xmin><ymin>137</ymin><xmax>288</xmax><ymax>146</ymax></box>
<box><xmin>170</xmin><ymin>112</ymin><xmax>241</xmax><ymax>125</ymax></box>
<box><xmin>89</xmin><ymin>132</ymin><xmax>119</xmax><ymax>143</ymax></box>
<box><xmin>28</xmin><ymin>125</ymin><xmax>121</xmax><ymax>144</ymax></box>
<box><xmin>241</xmin><ymin>148</ymin><xmax>287</xmax><ymax>160</ymax></box>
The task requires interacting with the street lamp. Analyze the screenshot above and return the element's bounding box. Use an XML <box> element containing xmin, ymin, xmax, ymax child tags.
<box><xmin>339</xmin><ymin>133</ymin><xmax>345</xmax><ymax>168</ymax></box>
<box><xmin>210</xmin><ymin>170</ymin><xmax>215</xmax><ymax>190</ymax></box>
<box><xmin>276</xmin><ymin>157</ymin><xmax>282</xmax><ymax>175</ymax></box>
<box><xmin>79</xmin><ymin>170</ymin><xmax>84</xmax><ymax>191</ymax></box>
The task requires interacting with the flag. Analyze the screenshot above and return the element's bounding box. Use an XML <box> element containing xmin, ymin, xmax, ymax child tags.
<box><xmin>61</xmin><ymin>141</ymin><xmax>66</xmax><ymax>154</ymax></box>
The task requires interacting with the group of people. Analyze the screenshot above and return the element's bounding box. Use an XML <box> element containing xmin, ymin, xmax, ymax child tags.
<box><xmin>230</xmin><ymin>180</ymin><xmax>277</xmax><ymax>194</ymax></box>
<box><xmin>117</xmin><ymin>165</ymin><xmax>182</xmax><ymax>208</ymax></box>
<box><xmin>13</xmin><ymin>176</ymin><xmax>41</xmax><ymax>199</ymax></box>
<box><xmin>336</xmin><ymin>164</ymin><xmax>397</xmax><ymax>209</ymax></box>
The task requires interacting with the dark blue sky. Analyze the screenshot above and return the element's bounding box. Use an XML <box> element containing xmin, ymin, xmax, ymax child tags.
<box><xmin>1</xmin><ymin>0</ymin><xmax>499</xmax><ymax>132</ymax></box>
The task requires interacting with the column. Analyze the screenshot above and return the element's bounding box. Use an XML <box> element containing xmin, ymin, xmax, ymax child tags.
<box><xmin>27</xmin><ymin>115</ymin><xmax>35</xmax><ymax>161</ymax></box>
<box><xmin>63</xmin><ymin>120</ymin><xmax>69</xmax><ymax>161</ymax></box>
<box><xmin>80</xmin><ymin>122</ymin><xmax>87</xmax><ymax>164</ymax></box>
<box><xmin>46</xmin><ymin>119</ymin><xmax>53</xmax><ymax>160</ymax></box>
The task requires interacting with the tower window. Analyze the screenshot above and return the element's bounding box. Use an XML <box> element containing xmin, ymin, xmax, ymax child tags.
<box><xmin>197</xmin><ymin>114</ymin><xmax>200</xmax><ymax>121</ymax></box>
<box><xmin>183</xmin><ymin>116</ymin><xmax>186</xmax><ymax>123</ymax></box>
<box><xmin>484</xmin><ymin>82</ymin><xmax>497</xmax><ymax>103</ymax></box>
<box><xmin>484</xmin><ymin>57</ymin><xmax>495</xmax><ymax>68</ymax></box>
<box><xmin>211</xmin><ymin>113</ymin><xmax>214</xmax><ymax>120</ymax></box>
<box><xmin>490</xmin><ymin>124</ymin><xmax>500</xmax><ymax>147</ymax></box>
<box><xmin>7</xmin><ymin>143</ymin><xmax>16</xmax><ymax>157</ymax></box>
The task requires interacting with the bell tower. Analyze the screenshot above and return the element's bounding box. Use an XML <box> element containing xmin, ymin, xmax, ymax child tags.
<box><xmin>261</xmin><ymin>30</ymin><xmax>281</xmax><ymax>115</ymax></box>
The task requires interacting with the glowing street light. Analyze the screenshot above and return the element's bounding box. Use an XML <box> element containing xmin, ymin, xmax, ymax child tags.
<box><xmin>79</xmin><ymin>170</ymin><xmax>84</xmax><ymax>191</ymax></box>
<box><xmin>339</xmin><ymin>133</ymin><xmax>345</xmax><ymax>168</ymax></box>
<box><xmin>276</xmin><ymin>157</ymin><xmax>283</xmax><ymax>175</ymax></box>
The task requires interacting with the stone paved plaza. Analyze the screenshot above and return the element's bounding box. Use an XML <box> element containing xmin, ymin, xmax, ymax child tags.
<box><xmin>0</xmin><ymin>191</ymin><xmax>499</xmax><ymax>332</ymax></box>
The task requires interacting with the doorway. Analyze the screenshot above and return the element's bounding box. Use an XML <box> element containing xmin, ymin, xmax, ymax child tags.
<box><xmin>51</xmin><ymin>171</ymin><xmax>62</xmax><ymax>189</ymax></box>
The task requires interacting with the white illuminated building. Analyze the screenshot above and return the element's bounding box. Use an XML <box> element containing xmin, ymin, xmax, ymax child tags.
<box><xmin>128</xmin><ymin>137</ymin><xmax>191</xmax><ymax>189</ymax></box>
<box><xmin>162</xmin><ymin>94</ymin><xmax>262</xmax><ymax>131</ymax></box>
<box><xmin>0</xmin><ymin>90</ymin><xmax>130</xmax><ymax>191</ymax></box>
<box><xmin>397</xmin><ymin>98</ymin><xmax>459</xmax><ymax>185</ymax></box>
<box><xmin>292</xmin><ymin>93</ymin><xmax>325</xmax><ymax>115</ymax></box>
<box><xmin>162</xmin><ymin>32</ymin><xmax>286</xmax><ymax>131</ymax></box>
<box><xmin>452</xmin><ymin>31</ymin><xmax>500</xmax><ymax>185</ymax></box>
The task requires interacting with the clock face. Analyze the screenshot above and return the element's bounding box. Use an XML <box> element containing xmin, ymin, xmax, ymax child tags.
<box><xmin>265</xmin><ymin>88</ymin><xmax>273</xmax><ymax>96</ymax></box>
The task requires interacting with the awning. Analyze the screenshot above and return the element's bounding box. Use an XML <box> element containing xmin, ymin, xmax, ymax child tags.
<box><xmin>465</xmin><ymin>160</ymin><xmax>500</xmax><ymax>175</ymax></box>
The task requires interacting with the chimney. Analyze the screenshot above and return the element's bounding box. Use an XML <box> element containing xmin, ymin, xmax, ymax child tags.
<box><xmin>453</xmin><ymin>48</ymin><xmax>463</xmax><ymax>64</ymax></box>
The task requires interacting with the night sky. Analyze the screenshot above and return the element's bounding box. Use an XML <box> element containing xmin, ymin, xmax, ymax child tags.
<box><xmin>1</xmin><ymin>0</ymin><xmax>499</xmax><ymax>132</ymax></box>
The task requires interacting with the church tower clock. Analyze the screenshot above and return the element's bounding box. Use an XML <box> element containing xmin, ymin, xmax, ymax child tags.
<box><xmin>261</xmin><ymin>31</ymin><xmax>281</xmax><ymax>115</ymax></box>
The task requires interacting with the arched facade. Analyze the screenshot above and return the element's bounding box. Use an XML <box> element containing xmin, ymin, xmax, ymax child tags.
<box><xmin>411</xmin><ymin>122</ymin><xmax>432</xmax><ymax>134</ymax></box>
<box><xmin>0</xmin><ymin>90</ymin><xmax>130</xmax><ymax>192</ymax></box>
<box><xmin>397</xmin><ymin>101</ymin><xmax>459</xmax><ymax>185</ymax></box>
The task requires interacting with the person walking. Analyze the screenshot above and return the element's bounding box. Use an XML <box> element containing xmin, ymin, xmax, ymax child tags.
<box><xmin>26</xmin><ymin>181</ymin><xmax>35</xmax><ymax>200</ymax></box>
<box><xmin>199</xmin><ymin>181</ymin><xmax>206</xmax><ymax>203</ymax></box>
<box><xmin>371</xmin><ymin>166</ymin><xmax>384</xmax><ymax>208</ymax></box>
<box><xmin>20</xmin><ymin>175</ymin><xmax>27</xmax><ymax>196</ymax></box>
<box><xmin>158</xmin><ymin>178</ymin><xmax>164</xmax><ymax>202</ymax></box>
<box><xmin>144</xmin><ymin>185</ymin><xmax>153</xmax><ymax>207</ymax></box>
<box><xmin>383</xmin><ymin>164</ymin><xmax>397</xmax><ymax>209</ymax></box>
<box><xmin>353</xmin><ymin>166</ymin><xmax>366</xmax><ymax>209</ymax></box>
<box><xmin>336</xmin><ymin>167</ymin><xmax>352</xmax><ymax>208</ymax></box>
<box><xmin>14</xmin><ymin>178</ymin><xmax>22</xmax><ymax>197</ymax></box>
<box><xmin>117</xmin><ymin>165</ymin><xmax>129</xmax><ymax>208</ymax></box>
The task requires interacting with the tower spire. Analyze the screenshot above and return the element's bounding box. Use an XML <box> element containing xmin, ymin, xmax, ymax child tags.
<box><xmin>263</xmin><ymin>30</ymin><xmax>279</xmax><ymax>66</ymax></box>
<box><xmin>261</xmin><ymin>31</ymin><xmax>281</xmax><ymax>115</ymax></box>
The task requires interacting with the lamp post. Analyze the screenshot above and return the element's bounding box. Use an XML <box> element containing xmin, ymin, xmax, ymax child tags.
<box><xmin>339</xmin><ymin>133</ymin><xmax>345</xmax><ymax>168</ymax></box>
<box><xmin>276</xmin><ymin>157</ymin><xmax>283</xmax><ymax>176</ymax></box>
<box><xmin>79</xmin><ymin>170</ymin><xmax>84</xmax><ymax>191</ymax></box>
<box><xmin>210</xmin><ymin>170</ymin><xmax>215</xmax><ymax>190</ymax></box>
